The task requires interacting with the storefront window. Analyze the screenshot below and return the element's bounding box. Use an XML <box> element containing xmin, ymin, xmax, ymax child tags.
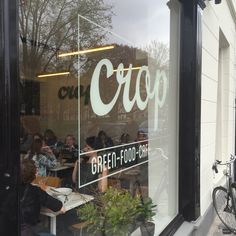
<box><xmin>19</xmin><ymin>0</ymin><xmax>180</xmax><ymax>234</ymax></box>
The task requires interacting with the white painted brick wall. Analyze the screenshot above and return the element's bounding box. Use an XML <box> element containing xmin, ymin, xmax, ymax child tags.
<box><xmin>200</xmin><ymin>0</ymin><xmax>236</xmax><ymax>216</ymax></box>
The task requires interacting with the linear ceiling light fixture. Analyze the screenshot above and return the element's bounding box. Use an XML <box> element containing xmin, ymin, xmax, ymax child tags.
<box><xmin>58</xmin><ymin>45</ymin><xmax>115</xmax><ymax>57</ymax></box>
<box><xmin>37</xmin><ymin>71</ymin><xmax>70</xmax><ymax>78</ymax></box>
<box><xmin>113</xmin><ymin>66</ymin><xmax>142</xmax><ymax>72</ymax></box>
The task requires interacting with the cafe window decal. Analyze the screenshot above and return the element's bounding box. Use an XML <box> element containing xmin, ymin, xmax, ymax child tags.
<box><xmin>58</xmin><ymin>85</ymin><xmax>90</xmax><ymax>104</ymax></box>
<box><xmin>90</xmin><ymin>58</ymin><xmax>168</xmax><ymax>131</ymax></box>
<box><xmin>19</xmin><ymin>0</ymin><xmax>180</xmax><ymax>232</ymax></box>
<box><xmin>78</xmin><ymin>56</ymin><xmax>168</xmax><ymax>188</ymax></box>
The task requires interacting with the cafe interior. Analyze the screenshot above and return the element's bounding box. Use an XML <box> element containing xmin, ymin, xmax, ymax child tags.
<box><xmin>18</xmin><ymin>1</ymin><xmax>175</xmax><ymax>235</ymax></box>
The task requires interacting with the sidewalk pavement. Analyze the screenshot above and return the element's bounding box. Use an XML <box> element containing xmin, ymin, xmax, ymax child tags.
<box><xmin>207</xmin><ymin>215</ymin><xmax>232</xmax><ymax>236</ymax></box>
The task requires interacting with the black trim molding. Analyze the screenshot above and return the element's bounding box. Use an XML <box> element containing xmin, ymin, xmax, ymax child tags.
<box><xmin>153</xmin><ymin>0</ymin><xmax>203</xmax><ymax>233</ymax></box>
<box><xmin>159</xmin><ymin>215</ymin><xmax>185</xmax><ymax>236</ymax></box>
<box><xmin>0</xmin><ymin>0</ymin><xmax>19</xmax><ymax>235</ymax></box>
<box><xmin>178</xmin><ymin>0</ymin><xmax>202</xmax><ymax>221</ymax></box>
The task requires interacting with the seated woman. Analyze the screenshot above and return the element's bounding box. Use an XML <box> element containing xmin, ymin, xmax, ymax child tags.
<box><xmin>95</xmin><ymin>130</ymin><xmax>114</xmax><ymax>149</ymax></box>
<box><xmin>43</xmin><ymin>129</ymin><xmax>58</xmax><ymax>147</ymax></box>
<box><xmin>120</xmin><ymin>133</ymin><xmax>130</xmax><ymax>144</ymax></box>
<box><xmin>27</xmin><ymin>138</ymin><xmax>57</xmax><ymax>176</ymax></box>
<box><xmin>43</xmin><ymin>129</ymin><xmax>63</xmax><ymax>157</ymax></box>
<box><xmin>72</xmin><ymin>136</ymin><xmax>107</xmax><ymax>195</ymax></box>
<box><xmin>20</xmin><ymin>159</ymin><xmax>64</xmax><ymax>236</ymax></box>
<box><xmin>61</xmin><ymin>134</ymin><xmax>78</xmax><ymax>163</ymax></box>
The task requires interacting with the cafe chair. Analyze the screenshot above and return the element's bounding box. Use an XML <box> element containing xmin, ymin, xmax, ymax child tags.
<box><xmin>69</xmin><ymin>221</ymin><xmax>90</xmax><ymax>236</ymax></box>
<box><xmin>108</xmin><ymin>177</ymin><xmax>121</xmax><ymax>189</ymax></box>
<box><xmin>32</xmin><ymin>176</ymin><xmax>61</xmax><ymax>188</ymax></box>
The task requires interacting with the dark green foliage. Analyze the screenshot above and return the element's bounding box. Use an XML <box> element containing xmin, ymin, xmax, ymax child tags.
<box><xmin>78</xmin><ymin>187</ymin><xmax>143</xmax><ymax>236</ymax></box>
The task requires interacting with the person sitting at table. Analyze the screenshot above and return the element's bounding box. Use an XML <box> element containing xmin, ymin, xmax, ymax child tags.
<box><xmin>61</xmin><ymin>134</ymin><xmax>78</xmax><ymax>163</ymax></box>
<box><xmin>72</xmin><ymin>136</ymin><xmax>108</xmax><ymax>195</ymax></box>
<box><xmin>135</xmin><ymin>129</ymin><xmax>148</xmax><ymax>142</ymax></box>
<box><xmin>20</xmin><ymin>159</ymin><xmax>64</xmax><ymax>236</ymax></box>
<box><xmin>27</xmin><ymin>138</ymin><xmax>57</xmax><ymax>176</ymax></box>
<box><xmin>120</xmin><ymin>132</ymin><xmax>130</xmax><ymax>144</ymax></box>
<box><xmin>43</xmin><ymin>129</ymin><xmax>58</xmax><ymax>146</ymax></box>
<box><xmin>43</xmin><ymin>129</ymin><xmax>64</xmax><ymax>157</ymax></box>
<box><xmin>95</xmin><ymin>130</ymin><xmax>114</xmax><ymax>149</ymax></box>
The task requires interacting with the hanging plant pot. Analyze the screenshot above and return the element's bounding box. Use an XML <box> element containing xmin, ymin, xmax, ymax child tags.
<box><xmin>140</xmin><ymin>222</ymin><xmax>155</xmax><ymax>236</ymax></box>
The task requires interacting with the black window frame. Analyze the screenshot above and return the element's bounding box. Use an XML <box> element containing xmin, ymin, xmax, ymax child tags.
<box><xmin>0</xmin><ymin>0</ymin><xmax>19</xmax><ymax>235</ymax></box>
<box><xmin>161</xmin><ymin>0</ymin><xmax>203</xmax><ymax>234</ymax></box>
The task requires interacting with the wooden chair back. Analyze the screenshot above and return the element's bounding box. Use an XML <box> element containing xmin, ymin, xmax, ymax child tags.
<box><xmin>32</xmin><ymin>176</ymin><xmax>61</xmax><ymax>188</ymax></box>
<box><xmin>108</xmin><ymin>178</ymin><xmax>121</xmax><ymax>189</ymax></box>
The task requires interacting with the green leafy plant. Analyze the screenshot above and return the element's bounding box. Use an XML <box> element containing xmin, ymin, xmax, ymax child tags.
<box><xmin>136</xmin><ymin>197</ymin><xmax>157</xmax><ymax>236</ymax></box>
<box><xmin>137</xmin><ymin>197</ymin><xmax>157</xmax><ymax>223</ymax></box>
<box><xmin>78</xmin><ymin>187</ymin><xmax>142</xmax><ymax>236</ymax></box>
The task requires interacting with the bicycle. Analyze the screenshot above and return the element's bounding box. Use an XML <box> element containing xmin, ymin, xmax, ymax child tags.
<box><xmin>212</xmin><ymin>154</ymin><xmax>236</xmax><ymax>234</ymax></box>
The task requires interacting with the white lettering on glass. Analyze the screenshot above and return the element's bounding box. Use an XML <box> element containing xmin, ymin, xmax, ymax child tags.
<box><xmin>90</xmin><ymin>58</ymin><xmax>168</xmax><ymax>131</ymax></box>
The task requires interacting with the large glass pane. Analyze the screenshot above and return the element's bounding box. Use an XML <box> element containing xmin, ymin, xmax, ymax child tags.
<box><xmin>19</xmin><ymin>0</ymin><xmax>180</xmax><ymax>235</ymax></box>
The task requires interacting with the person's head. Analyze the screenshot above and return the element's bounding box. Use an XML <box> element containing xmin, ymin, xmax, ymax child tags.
<box><xmin>98</xmin><ymin>130</ymin><xmax>107</xmax><ymax>140</ymax></box>
<box><xmin>137</xmin><ymin>130</ymin><xmax>147</xmax><ymax>141</ymax></box>
<box><xmin>20</xmin><ymin>159</ymin><xmax>37</xmax><ymax>184</ymax></box>
<box><xmin>31</xmin><ymin>138</ymin><xmax>43</xmax><ymax>154</ymax></box>
<box><xmin>44</xmin><ymin>129</ymin><xmax>56</xmax><ymax>141</ymax></box>
<box><xmin>65</xmin><ymin>134</ymin><xmax>76</xmax><ymax>147</ymax></box>
<box><xmin>120</xmin><ymin>133</ymin><xmax>130</xmax><ymax>144</ymax></box>
<box><xmin>83</xmin><ymin>136</ymin><xmax>97</xmax><ymax>156</ymax></box>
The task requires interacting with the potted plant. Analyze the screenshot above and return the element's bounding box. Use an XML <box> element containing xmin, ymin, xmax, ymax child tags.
<box><xmin>136</xmin><ymin>197</ymin><xmax>157</xmax><ymax>236</ymax></box>
<box><xmin>78</xmin><ymin>187</ymin><xmax>141</xmax><ymax>236</ymax></box>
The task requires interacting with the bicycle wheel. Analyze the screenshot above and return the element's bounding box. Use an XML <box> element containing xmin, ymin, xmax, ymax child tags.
<box><xmin>212</xmin><ymin>186</ymin><xmax>236</xmax><ymax>233</ymax></box>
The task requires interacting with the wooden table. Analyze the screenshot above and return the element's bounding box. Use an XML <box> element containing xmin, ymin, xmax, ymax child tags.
<box><xmin>40</xmin><ymin>192</ymin><xmax>94</xmax><ymax>235</ymax></box>
<box><xmin>48</xmin><ymin>163</ymin><xmax>74</xmax><ymax>177</ymax></box>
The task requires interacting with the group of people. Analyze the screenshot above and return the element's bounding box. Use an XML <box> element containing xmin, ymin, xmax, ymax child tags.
<box><xmin>18</xmin><ymin>128</ymin><xmax>119</xmax><ymax>235</ymax></box>
<box><xmin>19</xmin><ymin>129</ymin><xmax>111</xmax><ymax>236</ymax></box>
<box><xmin>19</xmin><ymin>129</ymin><xmax>80</xmax><ymax>235</ymax></box>
<box><xmin>18</xmin><ymin>125</ymin><xmax>148</xmax><ymax>235</ymax></box>
<box><xmin>20</xmin><ymin>159</ymin><xmax>65</xmax><ymax>236</ymax></box>
<box><xmin>20</xmin><ymin>129</ymin><xmax>78</xmax><ymax>176</ymax></box>
<box><xmin>20</xmin><ymin>126</ymin><xmax>147</xmax><ymax>180</ymax></box>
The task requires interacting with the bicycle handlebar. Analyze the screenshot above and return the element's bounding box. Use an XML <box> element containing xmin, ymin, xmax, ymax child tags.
<box><xmin>212</xmin><ymin>154</ymin><xmax>236</xmax><ymax>173</ymax></box>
